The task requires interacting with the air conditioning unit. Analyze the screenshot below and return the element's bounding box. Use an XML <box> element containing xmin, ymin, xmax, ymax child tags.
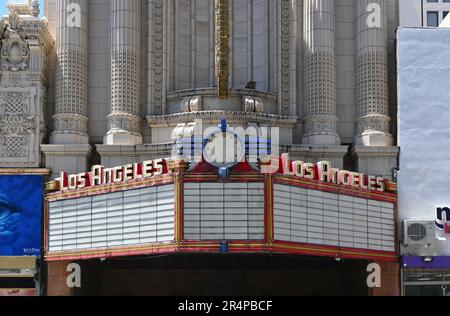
<box><xmin>402</xmin><ymin>221</ymin><xmax>436</xmax><ymax>246</ymax></box>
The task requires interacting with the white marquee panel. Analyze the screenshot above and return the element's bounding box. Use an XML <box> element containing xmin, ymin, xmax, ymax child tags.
<box><xmin>184</xmin><ymin>182</ymin><xmax>265</xmax><ymax>240</ymax></box>
<box><xmin>273</xmin><ymin>184</ymin><xmax>395</xmax><ymax>252</ymax></box>
<box><xmin>48</xmin><ymin>185</ymin><xmax>175</xmax><ymax>253</ymax></box>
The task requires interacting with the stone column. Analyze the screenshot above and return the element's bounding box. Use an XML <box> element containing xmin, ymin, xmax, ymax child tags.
<box><xmin>355</xmin><ymin>0</ymin><xmax>393</xmax><ymax>146</ymax></box>
<box><xmin>51</xmin><ymin>0</ymin><xmax>89</xmax><ymax>144</ymax></box>
<box><xmin>302</xmin><ymin>0</ymin><xmax>340</xmax><ymax>146</ymax></box>
<box><xmin>104</xmin><ymin>0</ymin><xmax>143</xmax><ymax>145</ymax></box>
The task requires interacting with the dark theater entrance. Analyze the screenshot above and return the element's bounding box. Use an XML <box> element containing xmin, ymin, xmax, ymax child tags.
<box><xmin>68</xmin><ymin>254</ymin><xmax>371</xmax><ymax>296</ymax></box>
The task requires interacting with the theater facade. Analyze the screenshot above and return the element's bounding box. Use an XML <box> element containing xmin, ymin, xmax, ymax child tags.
<box><xmin>0</xmin><ymin>0</ymin><xmax>402</xmax><ymax>296</ymax></box>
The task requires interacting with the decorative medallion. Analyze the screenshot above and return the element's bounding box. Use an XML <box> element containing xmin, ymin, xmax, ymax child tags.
<box><xmin>0</xmin><ymin>11</ymin><xmax>30</xmax><ymax>72</ymax></box>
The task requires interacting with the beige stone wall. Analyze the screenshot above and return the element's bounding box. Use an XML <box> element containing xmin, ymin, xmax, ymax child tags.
<box><xmin>42</xmin><ymin>0</ymin><xmax>399</xmax><ymax>145</ymax></box>
<box><xmin>87</xmin><ymin>0</ymin><xmax>110</xmax><ymax>145</ymax></box>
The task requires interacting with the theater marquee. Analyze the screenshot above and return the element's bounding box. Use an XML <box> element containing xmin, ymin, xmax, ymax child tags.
<box><xmin>45</xmin><ymin>157</ymin><xmax>397</xmax><ymax>262</ymax></box>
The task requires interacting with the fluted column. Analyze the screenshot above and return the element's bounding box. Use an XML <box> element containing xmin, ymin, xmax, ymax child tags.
<box><xmin>51</xmin><ymin>0</ymin><xmax>88</xmax><ymax>144</ymax></box>
<box><xmin>355</xmin><ymin>0</ymin><xmax>393</xmax><ymax>146</ymax></box>
<box><xmin>105</xmin><ymin>0</ymin><xmax>142</xmax><ymax>145</ymax></box>
<box><xmin>302</xmin><ymin>0</ymin><xmax>340</xmax><ymax>146</ymax></box>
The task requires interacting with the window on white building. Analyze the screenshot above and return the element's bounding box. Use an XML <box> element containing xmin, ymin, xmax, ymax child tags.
<box><xmin>427</xmin><ymin>11</ymin><xmax>439</xmax><ymax>26</ymax></box>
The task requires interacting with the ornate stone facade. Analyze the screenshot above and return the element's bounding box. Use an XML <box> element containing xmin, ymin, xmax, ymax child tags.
<box><xmin>34</xmin><ymin>0</ymin><xmax>400</xmax><ymax>179</ymax></box>
<box><xmin>0</xmin><ymin>3</ymin><xmax>54</xmax><ymax>168</ymax></box>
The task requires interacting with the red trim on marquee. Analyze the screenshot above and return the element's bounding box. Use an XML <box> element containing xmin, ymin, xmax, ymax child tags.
<box><xmin>264</xmin><ymin>175</ymin><xmax>270</xmax><ymax>243</ymax></box>
<box><xmin>45</xmin><ymin>240</ymin><xmax>397</xmax><ymax>263</ymax></box>
<box><xmin>44</xmin><ymin>201</ymin><xmax>49</xmax><ymax>256</ymax></box>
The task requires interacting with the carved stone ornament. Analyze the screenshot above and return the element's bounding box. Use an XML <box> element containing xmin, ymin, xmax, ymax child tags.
<box><xmin>215</xmin><ymin>0</ymin><xmax>230</xmax><ymax>100</ymax></box>
<box><xmin>1</xmin><ymin>11</ymin><xmax>30</xmax><ymax>72</ymax></box>
<box><xmin>243</xmin><ymin>96</ymin><xmax>264</xmax><ymax>113</ymax></box>
<box><xmin>0</xmin><ymin>91</ymin><xmax>35</xmax><ymax>159</ymax></box>
<box><xmin>107</xmin><ymin>113</ymin><xmax>142</xmax><ymax>135</ymax></box>
<box><xmin>181</xmin><ymin>96</ymin><xmax>204</xmax><ymax>113</ymax></box>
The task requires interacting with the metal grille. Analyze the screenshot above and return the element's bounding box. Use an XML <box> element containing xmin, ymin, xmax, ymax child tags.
<box><xmin>407</xmin><ymin>223</ymin><xmax>427</xmax><ymax>242</ymax></box>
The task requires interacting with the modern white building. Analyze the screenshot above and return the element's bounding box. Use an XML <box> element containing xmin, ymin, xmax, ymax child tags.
<box><xmin>398</xmin><ymin>27</ymin><xmax>450</xmax><ymax>296</ymax></box>
<box><xmin>400</xmin><ymin>0</ymin><xmax>450</xmax><ymax>27</ymax></box>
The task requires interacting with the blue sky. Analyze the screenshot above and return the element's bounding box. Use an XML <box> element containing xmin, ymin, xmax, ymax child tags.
<box><xmin>0</xmin><ymin>0</ymin><xmax>43</xmax><ymax>18</ymax></box>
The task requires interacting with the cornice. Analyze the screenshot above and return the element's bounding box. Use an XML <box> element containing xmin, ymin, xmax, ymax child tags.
<box><xmin>147</xmin><ymin>111</ymin><xmax>299</xmax><ymax>128</ymax></box>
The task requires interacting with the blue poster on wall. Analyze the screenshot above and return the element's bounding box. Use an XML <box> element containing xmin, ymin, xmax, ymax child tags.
<box><xmin>0</xmin><ymin>175</ymin><xmax>43</xmax><ymax>257</ymax></box>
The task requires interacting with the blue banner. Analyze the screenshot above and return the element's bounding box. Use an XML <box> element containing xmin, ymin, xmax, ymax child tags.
<box><xmin>0</xmin><ymin>175</ymin><xmax>43</xmax><ymax>257</ymax></box>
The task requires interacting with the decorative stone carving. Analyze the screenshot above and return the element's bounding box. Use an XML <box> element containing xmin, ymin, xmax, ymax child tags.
<box><xmin>243</xmin><ymin>96</ymin><xmax>264</xmax><ymax>113</ymax></box>
<box><xmin>30</xmin><ymin>0</ymin><xmax>40</xmax><ymax>17</ymax></box>
<box><xmin>356</xmin><ymin>115</ymin><xmax>391</xmax><ymax>136</ymax></box>
<box><xmin>215</xmin><ymin>0</ymin><xmax>230</xmax><ymax>100</ymax></box>
<box><xmin>181</xmin><ymin>96</ymin><xmax>203</xmax><ymax>113</ymax></box>
<box><xmin>148</xmin><ymin>0</ymin><xmax>165</xmax><ymax>115</ymax></box>
<box><xmin>303</xmin><ymin>115</ymin><xmax>338</xmax><ymax>136</ymax></box>
<box><xmin>6</xmin><ymin>1</ymin><xmax>38</xmax><ymax>16</ymax></box>
<box><xmin>107</xmin><ymin>113</ymin><xmax>142</xmax><ymax>136</ymax></box>
<box><xmin>0</xmin><ymin>92</ymin><xmax>33</xmax><ymax>135</ymax></box>
<box><xmin>1</xmin><ymin>12</ymin><xmax>30</xmax><ymax>72</ymax></box>
<box><xmin>53</xmin><ymin>114</ymin><xmax>89</xmax><ymax>136</ymax></box>
<box><xmin>0</xmin><ymin>89</ymin><xmax>43</xmax><ymax>165</ymax></box>
<box><xmin>279</xmin><ymin>0</ymin><xmax>291</xmax><ymax>116</ymax></box>
<box><xmin>148</xmin><ymin>111</ymin><xmax>298</xmax><ymax>129</ymax></box>
<box><xmin>171</xmin><ymin>122</ymin><xmax>198</xmax><ymax>141</ymax></box>
<box><xmin>0</xmin><ymin>2</ymin><xmax>53</xmax><ymax>168</ymax></box>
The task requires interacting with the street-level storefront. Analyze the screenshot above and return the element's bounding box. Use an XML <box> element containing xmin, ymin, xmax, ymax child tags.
<box><xmin>44</xmin><ymin>157</ymin><xmax>399</xmax><ymax>296</ymax></box>
<box><xmin>402</xmin><ymin>257</ymin><xmax>450</xmax><ymax>296</ymax></box>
